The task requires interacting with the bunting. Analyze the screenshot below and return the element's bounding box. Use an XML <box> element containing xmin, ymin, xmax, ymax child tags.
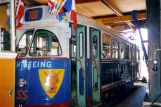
<box><xmin>48</xmin><ymin>0</ymin><xmax>77</xmax><ymax>29</ymax></box>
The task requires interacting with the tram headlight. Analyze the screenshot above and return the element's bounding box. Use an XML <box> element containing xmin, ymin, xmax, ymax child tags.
<box><xmin>19</xmin><ymin>78</ymin><xmax>27</xmax><ymax>87</ymax></box>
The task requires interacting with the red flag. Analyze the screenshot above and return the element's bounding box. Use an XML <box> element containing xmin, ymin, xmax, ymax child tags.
<box><xmin>71</xmin><ymin>0</ymin><xmax>77</xmax><ymax>29</ymax></box>
<box><xmin>16</xmin><ymin>0</ymin><xmax>24</xmax><ymax>28</ymax></box>
<box><xmin>48</xmin><ymin>0</ymin><xmax>55</xmax><ymax>14</ymax></box>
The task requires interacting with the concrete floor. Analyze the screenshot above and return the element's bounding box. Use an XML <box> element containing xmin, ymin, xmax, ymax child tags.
<box><xmin>113</xmin><ymin>86</ymin><xmax>146</xmax><ymax>107</ymax></box>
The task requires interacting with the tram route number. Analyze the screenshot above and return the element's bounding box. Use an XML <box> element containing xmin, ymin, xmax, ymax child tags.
<box><xmin>29</xmin><ymin>10</ymin><xmax>38</xmax><ymax>21</ymax></box>
<box><xmin>16</xmin><ymin>90</ymin><xmax>28</xmax><ymax>100</ymax></box>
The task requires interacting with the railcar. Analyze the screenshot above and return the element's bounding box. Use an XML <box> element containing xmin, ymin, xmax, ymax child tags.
<box><xmin>15</xmin><ymin>5</ymin><xmax>141</xmax><ymax>107</ymax></box>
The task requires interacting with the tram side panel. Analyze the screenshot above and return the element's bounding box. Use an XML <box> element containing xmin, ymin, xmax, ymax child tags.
<box><xmin>16</xmin><ymin>58</ymin><xmax>70</xmax><ymax>106</ymax></box>
<box><xmin>101</xmin><ymin>60</ymin><xmax>131</xmax><ymax>100</ymax></box>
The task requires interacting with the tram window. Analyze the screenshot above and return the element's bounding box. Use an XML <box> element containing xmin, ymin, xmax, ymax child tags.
<box><xmin>112</xmin><ymin>39</ymin><xmax>119</xmax><ymax>59</ymax></box>
<box><xmin>79</xmin><ymin>32</ymin><xmax>83</xmax><ymax>57</ymax></box>
<box><xmin>130</xmin><ymin>45</ymin><xmax>133</xmax><ymax>60</ymax></box>
<box><xmin>137</xmin><ymin>49</ymin><xmax>140</xmax><ymax>61</ymax></box>
<box><xmin>124</xmin><ymin>43</ymin><xmax>130</xmax><ymax>59</ymax></box>
<box><xmin>17</xmin><ymin>30</ymin><xmax>34</xmax><ymax>57</ymax></box>
<box><xmin>120</xmin><ymin>41</ymin><xmax>124</xmax><ymax>59</ymax></box>
<box><xmin>102</xmin><ymin>33</ymin><xmax>111</xmax><ymax>58</ymax></box>
<box><xmin>93</xmin><ymin>36</ymin><xmax>98</xmax><ymax>58</ymax></box>
<box><xmin>71</xmin><ymin>36</ymin><xmax>76</xmax><ymax>58</ymax></box>
<box><xmin>30</xmin><ymin>30</ymin><xmax>62</xmax><ymax>56</ymax></box>
<box><xmin>133</xmin><ymin>45</ymin><xmax>136</xmax><ymax>60</ymax></box>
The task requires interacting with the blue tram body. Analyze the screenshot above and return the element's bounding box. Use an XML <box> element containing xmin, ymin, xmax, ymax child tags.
<box><xmin>16</xmin><ymin>58</ymin><xmax>70</xmax><ymax>106</ymax></box>
<box><xmin>15</xmin><ymin>5</ymin><xmax>141</xmax><ymax>107</ymax></box>
<box><xmin>101</xmin><ymin>60</ymin><xmax>131</xmax><ymax>91</ymax></box>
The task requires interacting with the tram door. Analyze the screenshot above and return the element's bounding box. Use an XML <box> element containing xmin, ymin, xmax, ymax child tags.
<box><xmin>76</xmin><ymin>25</ymin><xmax>87</xmax><ymax>107</ymax></box>
<box><xmin>90</xmin><ymin>28</ymin><xmax>101</xmax><ymax>106</ymax></box>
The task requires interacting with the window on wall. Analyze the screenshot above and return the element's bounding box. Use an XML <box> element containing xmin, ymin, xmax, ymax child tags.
<box><xmin>112</xmin><ymin>39</ymin><xmax>119</xmax><ymax>59</ymax></box>
<box><xmin>102</xmin><ymin>33</ymin><xmax>111</xmax><ymax>58</ymax></box>
<box><xmin>29</xmin><ymin>29</ymin><xmax>62</xmax><ymax>56</ymax></box>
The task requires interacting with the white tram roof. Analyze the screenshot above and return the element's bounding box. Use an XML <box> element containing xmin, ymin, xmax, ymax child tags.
<box><xmin>19</xmin><ymin>5</ymin><xmax>135</xmax><ymax>44</ymax></box>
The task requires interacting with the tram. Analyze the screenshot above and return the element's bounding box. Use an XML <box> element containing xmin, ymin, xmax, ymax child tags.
<box><xmin>15</xmin><ymin>5</ymin><xmax>141</xmax><ymax>107</ymax></box>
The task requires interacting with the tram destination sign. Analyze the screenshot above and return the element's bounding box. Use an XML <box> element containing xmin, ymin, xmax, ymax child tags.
<box><xmin>25</xmin><ymin>8</ymin><xmax>43</xmax><ymax>22</ymax></box>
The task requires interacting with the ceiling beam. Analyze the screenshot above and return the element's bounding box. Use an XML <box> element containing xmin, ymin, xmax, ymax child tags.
<box><xmin>76</xmin><ymin>0</ymin><xmax>100</xmax><ymax>4</ymax></box>
<box><xmin>101</xmin><ymin>0</ymin><xmax>135</xmax><ymax>29</ymax></box>
<box><xmin>95</xmin><ymin>13</ymin><xmax>146</xmax><ymax>24</ymax></box>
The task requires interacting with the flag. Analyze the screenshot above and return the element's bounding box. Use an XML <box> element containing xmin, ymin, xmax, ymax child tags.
<box><xmin>6</xmin><ymin>4</ymin><xmax>10</xmax><ymax>29</ymax></box>
<box><xmin>15</xmin><ymin>0</ymin><xmax>24</xmax><ymax>28</ymax></box>
<box><xmin>56</xmin><ymin>8</ymin><xmax>67</xmax><ymax>22</ymax></box>
<box><xmin>48</xmin><ymin>0</ymin><xmax>67</xmax><ymax>21</ymax></box>
<box><xmin>48</xmin><ymin>0</ymin><xmax>55</xmax><ymax>14</ymax></box>
<box><xmin>63</xmin><ymin>0</ymin><xmax>77</xmax><ymax>29</ymax></box>
<box><xmin>71</xmin><ymin>0</ymin><xmax>77</xmax><ymax>29</ymax></box>
<box><xmin>48</xmin><ymin>0</ymin><xmax>77</xmax><ymax>29</ymax></box>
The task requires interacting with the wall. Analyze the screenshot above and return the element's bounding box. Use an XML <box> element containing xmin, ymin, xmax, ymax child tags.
<box><xmin>0</xmin><ymin>5</ymin><xmax>8</xmax><ymax>30</ymax></box>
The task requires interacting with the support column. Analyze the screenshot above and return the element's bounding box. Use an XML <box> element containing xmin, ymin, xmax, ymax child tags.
<box><xmin>146</xmin><ymin>0</ymin><xmax>160</xmax><ymax>102</ymax></box>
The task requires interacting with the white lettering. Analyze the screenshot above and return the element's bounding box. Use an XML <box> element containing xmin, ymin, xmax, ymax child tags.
<box><xmin>16</xmin><ymin>61</ymin><xmax>53</xmax><ymax>69</ymax></box>
<box><xmin>33</xmin><ymin>61</ymin><xmax>37</xmax><ymax>68</ymax></box>
<box><xmin>40</xmin><ymin>61</ymin><xmax>46</xmax><ymax>68</ymax></box>
<box><xmin>47</xmin><ymin>61</ymin><xmax>52</xmax><ymax>68</ymax></box>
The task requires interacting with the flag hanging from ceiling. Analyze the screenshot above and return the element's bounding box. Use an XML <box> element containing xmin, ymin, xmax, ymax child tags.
<box><xmin>15</xmin><ymin>0</ymin><xmax>24</xmax><ymax>28</ymax></box>
<box><xmin>70</xmin><ymin>0</ymin><xmax>77</xmax><ymax>29</ymax></box>
<box><xmin>48</xmin><ymin>0</ymin><xmax>67</xmax><ymax>21</ymax></box>
<box><xmin>62</xmin><ymin>0</ymin><xmax>78</xmax><ymax>29</ymax></box>
<box><xmin>48</xmin><ymin>0</ymin><xmax>55</xmax><ymax>14</ymax></box>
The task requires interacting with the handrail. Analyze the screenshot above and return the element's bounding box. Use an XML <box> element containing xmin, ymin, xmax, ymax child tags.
<box><xmin>91</xmin><ymin>57</ymin><xmax>99</xmax><ymax>77</ymax></box>
<box><xmin>77</xmin><ymin>59</ymin><xmax>85</xmax><ymax>80</ymax></box>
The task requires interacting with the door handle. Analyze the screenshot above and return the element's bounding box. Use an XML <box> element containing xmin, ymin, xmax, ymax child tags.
<box><xmin>9</xmin><ymin>89</ymin><xmax>12</xmax><ymax>98</ymax></box>
<box><xmin>77</xmin><ymin>59</ymin><xmax>85</xmax><ymax>80</ymax></box>
<box><xmin>92</xmin><ymin>58</ymin><xmax>99</xmax><ymax>77</ymax></box>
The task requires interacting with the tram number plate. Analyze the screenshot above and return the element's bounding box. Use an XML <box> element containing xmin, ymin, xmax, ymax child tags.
<box><xmin>25</xmin><ymin>8</ymin><xmax>43</xmax><ymax>22</ymax></box>
<box><xmin>16</xmin><ymin>90</ymin><xmax>28</xmax><ymax>100</ymax></box>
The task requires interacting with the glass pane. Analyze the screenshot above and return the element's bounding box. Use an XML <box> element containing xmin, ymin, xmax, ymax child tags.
<box><xmin>17</xmin><ymin>30</ymin><xmax>34</xmax><ymax>57</ymax></box>
<box><xmin>112</xmin><ymin>39</ymin><xmax>119</xmax><ymax>59</ymax></box>
<box><xmin>93</xmin><ymin>36</ymin><xmax>97</xmax><ymax>58</ymax></box>
<box><xmin>125</xmin><ymin>44</ymin><xmax>129</xmax><ymax>59</ymax></box>
<box><xmin>79</xmin><ymin>33</ymin><xmax>83</xmax><ymax>57</ymax></box>
<box><xmin>102</xmin><ymin>33</ymin><xmax>111</xmax><ymax>58</ymax></box>
<box><xmin>120</xmin><ymin>41</ymin><xmax>124</xmax><ymax>59</ymax></box>
<box><xmin>30</xmin><ymin>30</ymin><xmax>61</xmax><ymax>56</ymax></box>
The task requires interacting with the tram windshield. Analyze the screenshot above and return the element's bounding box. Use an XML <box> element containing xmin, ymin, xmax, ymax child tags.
<box><xmin>17</xmin><ymin>29</ymin><xmax>62</xmax><ymax>57</ymax></box>
<box><xmin>17</xmin><ymin>30</ymin><xmax>34</xmax><ymax>57</ymax></box>
<box><xmin>29</xmin><ymin>29</ymin><xmax>62</xmax><ymax>56</ymax></box>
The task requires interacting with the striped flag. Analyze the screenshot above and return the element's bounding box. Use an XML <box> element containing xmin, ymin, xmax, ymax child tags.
<box><xmin>64</xmin><ymin>0</ymin><xmax>77</xmax><ymax>29</ymax></box>
<box><xmin>15</xmin><ymin>0</ymin><xmax>24</xmax><ymax>28</ymax></box>
<box><xmin>48</xmin><ymin>0</ymin><xmax>67</xmax><ymax>22</ymax></box>
<box><xmin>48</xmin><ymin>0</ymin><xmax>55</xmax><ymax>14</ymax></box>
<box><xmin>71</xmin><ymin>0</ymin><xmax>77</xmax><ymax>29</ymax></box>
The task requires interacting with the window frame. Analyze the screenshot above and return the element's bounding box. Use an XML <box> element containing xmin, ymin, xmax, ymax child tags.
<box><xmin>102</xmin><ymin>33</ymin><xmax>112</xmax><ymax>58</ymax></box>
<box><xmin>79</xmin><ymin>32</ymin><xmax>84</xmax><ymax>58</ymax></box>
<box><xmin>16</xmin><ymin>29</ymin><xmax>35</xmax><ymax>57</ymax></box>
<box><xmin>112</xmin><ymin>38</ymin><xmax>119</xmax><ymax>59</ymax></box>
<box><xmin>29</xmin><ymin>29</ymin><xmax>62</xmax><ymax>57</ymax></box>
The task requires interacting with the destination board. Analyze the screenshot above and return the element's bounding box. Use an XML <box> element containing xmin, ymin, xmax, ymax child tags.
<box><xmin>25</xmin><ymin>8</ymin><xmax>43</xmax><ymax>22</ymax></box>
